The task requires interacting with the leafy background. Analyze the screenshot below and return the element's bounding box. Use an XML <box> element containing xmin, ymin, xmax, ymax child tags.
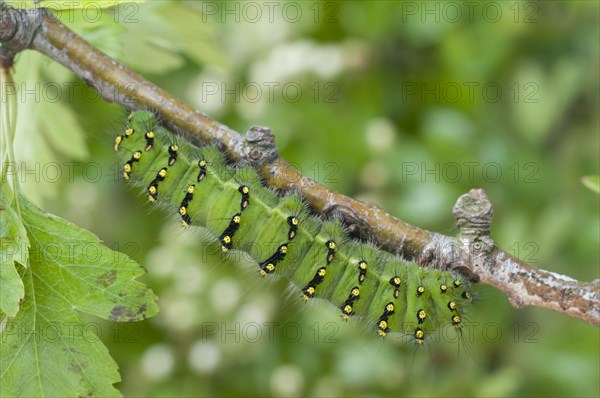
<box><xmin>7</xmin><ymin>0</ymin><xmax>599</xmax><ymax>396</ymax></box>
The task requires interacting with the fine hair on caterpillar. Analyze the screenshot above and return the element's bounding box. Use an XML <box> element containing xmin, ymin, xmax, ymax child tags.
<box><xmin>113</xmin><ymin>109</ymin><xmax>476</xmax><ymax>346</ymax></box>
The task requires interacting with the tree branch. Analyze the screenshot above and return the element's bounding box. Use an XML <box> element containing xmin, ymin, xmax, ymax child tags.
<box><xmin>1</xmin><ymin>3</ymin><xmax>597</xmax><ymax>326</ymax></box>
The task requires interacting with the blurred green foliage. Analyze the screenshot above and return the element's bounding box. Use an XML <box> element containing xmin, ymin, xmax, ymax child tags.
<box><xmin>9</xmin><ymin>0</ymin><xmax>599</xmax><ymax>396</ymax></box>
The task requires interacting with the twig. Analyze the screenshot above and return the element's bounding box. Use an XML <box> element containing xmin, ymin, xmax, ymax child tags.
<box><xmin>1</xmin><ymin>2</ymin><xmax>597</xmax><ymax>326</ymax></box>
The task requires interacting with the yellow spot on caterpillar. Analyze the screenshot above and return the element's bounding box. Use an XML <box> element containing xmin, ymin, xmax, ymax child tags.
<box><xmin>258</xmin><ymin>243</ymin><xmax>286</xmax><ymax>275</ymax></box>
<box><xmin>260</xmin><ymin>269</ymin><xmax>267</xmax><ymax>276</ymax></box>
<box><xmin>440</xmin><ymin>284</ymin><xmax>448</xmax><ymax>293</ymax></box>
<box><xmin>133</xmin><ymin>151</ymin><xmax>141</xmax><ymax>160</ymax></box>
<box><xmin>159</xmin><ymin>168</ymin><xmax>167</xmax><ymax>178</ymax></box>
<box><xmin>377</xmin><ymin>320</ymin><xmax>389</xmax><ymax>337</ymax></box>
<box><xmin>114</xmin><ymin>135</ymin><xmax>122</xmax><ymax>151</ymax></box>
<box><xmin>453</xmin><ymin>279</ymin><xmax>461</xmax><ymax>288</ymax></box>
<box><xmin>123</xmin><ymin>172</ymin><xmax>130</xmax><ymax>180</ymax></box>
<box><xmin>179</xmin><ymin>206</ymin><xmax>187</xmax><ymax>216</ymax></box>
<box><xmin>415</xmin><ymin>328</ymin><xmax>425</xmax><ymax>344</ymax></box>
<box><xmin>123</xmin><ymin>164</ymin><xmax>132</xmax><ymax>173</ymax></box>
<box><xmin>417</xmin><ymin>309</ymin><xmax>427</xmax><ymax>323</ymax></box>
<box><xmin>221</xmin><ymin>235</ymin><xmax>232</xmax><ymax>252</ymax></box>
<box><xmin>462</xmin><ymin>291</ymin><xmax>472</xmax><ymax>301</ymax></box>
<box><xmin>125</xmin><ymin>128</ymin><xmax>133</xmax><ymax>137</ymax></box>
<box><xmin>357</xmin><ymin>261</ymin><xmax>367</xmax><ymax>284</ymax></box>
<box><xmin>148</xmin><ymin>195</ymin><xmax>156</xmax><ymax>203</ymax></box>
<box><xmin>340</xmin><ymin>287</ymin><xmax>359</xmax><ymax>320</ymax></box>
<box><xmin>417</xmin><ymin>286</ymin><xmax>425</xmax><ymax>296</ymax></box>
<box><xmin>197</xmin><ymin>160</ymin><xmax>207</xmax><ymax>182</ymax></box>
<box><xmin>168</xmin><ymin>145</ymin><xmax>179</xmax><ymax>166</ymax></box>
<box><xmin>325</xmin><ymin>240</ymin><xmax>336</xmax><ymax>264</ymax></box>
<box><xmin>448</xmin><ymin>301</ymin><xmax>457</xmax><ymax>311</ymax></box>
<box><xmin>303</xmin><ymin>286</ymin><xmax>316</xmax><ymax>300</ymax></box>
<box><xmin>149</xmin><ymin>186</ymin><xmax>157</xmax><ymax>195</ymax></box>
<box><xmin>187</xmin><ymin>185</ymin><xmax>195</xmax><ymax>194</ymax></box>
<box><xmin>144</xmin><ymin>131</ymin><xmax>155</xmax><ymax>151</ymax></box>
<box><xmin>318</xmin><ymin>268</ymin><xmax>326</xmax><ymax>277</ymax></box>
<box><xmin>341</xmin><ymin>304</ymin><xmax>353</xmax><ymax>320</ymax></box>
<box><xmin>389</xmin><ymin>276</ymin><xmax>401</xmax><ymax>298</ymax></box>
<box><xmin>182</xmin><ymin>220</ymin><xmax>190</xmax><ymax>228</ymax></box>
<box><xmin>238</xmin><ymin>185</ymin><xmax>250</xmax><ymax>210</ymax></box>
<box><xmin>377</xmin><ymin>303</ymin><xmax>394</xmax><ymax>336</ymax></box>
<box><xmin>287</xmin><ymin>216</ymin><xmax>299</xmax><ymax>240</ymax></box>
<box><xmin>452</xmin><ymin>314</ymin><xmax>461</xmax><ymax>328</ymax></box>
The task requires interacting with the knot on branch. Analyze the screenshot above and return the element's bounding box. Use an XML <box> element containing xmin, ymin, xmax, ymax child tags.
<box><xmin>453</xmin><ymin>188</ymin><xmax>494</xmax><ymax>235</ymax></box>
<box><xmin>451</xmin><ymin>188</ymin><xmax>496</xmax><ymax>279</ymax></box>
<box><xmin>0</xmin><ymin>3</ymin><xmax>41</xmax><ymax>67</ymax></box>
<box><xmin>243</xmin><ymin>125</ymin><xmax>278</xmax><ymax>167</ymax></box>
<box><xmin>323</xmin><ymin>203</ymin><xmax>372</xmax><ymax>238</ymax></box>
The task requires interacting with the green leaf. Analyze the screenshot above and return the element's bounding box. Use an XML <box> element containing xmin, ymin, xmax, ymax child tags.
<box><xmin>37</xmin><ymin>100</ymin><xmax>89</xmax><ymax>161</ymax></box>
<box><xmin>13</xmin><ymin>52</ymin><xmax>90</xmax><ymax>203</ymax></box>
<box><xmin>0</xmin><ymin>197</ymin><xmax>158</xmax><ymax>396</ymax></box>
<box><xmin>5</xmin><ymin>0</ymin><xmax>144</xmax><ymax>10</ymax></box>
<box><xmin>0</xmin><ymin>190</ymin><xmax>29</xmax><ymax>317</ymax></box>
<box><xmin>581</xmin><ymin>175</ymin><xmax>600</xmax><ymax>194</ymax></box>
<box><xmin>121</xmin><ymin>1</ymin><xmax>229</xmax><ymax>74</ymax></box>
<box><xmin>158</xmin><ymin>2</ymin><xmax>230</xmax><ymax>68</ymax></box>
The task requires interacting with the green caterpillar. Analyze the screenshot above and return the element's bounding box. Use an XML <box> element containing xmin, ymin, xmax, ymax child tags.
<box><xmin>114</xmin><ymin>110</ymin><xmax>474</xmax><ymax>344</ymax></box>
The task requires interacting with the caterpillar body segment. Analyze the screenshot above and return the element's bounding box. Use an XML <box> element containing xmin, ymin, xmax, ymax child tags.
<box><xmin>115</xmin><ymin>110</ymin><xmax>475</xmax><ymax>343</ymax></box>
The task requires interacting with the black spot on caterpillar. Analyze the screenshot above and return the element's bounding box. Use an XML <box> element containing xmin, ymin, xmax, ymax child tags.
<box><xmin>197</xmin><ymin>160</ymin><xmax>207</xmax><ymax>182</ymax></box>
<box><xmin>114</xmin><ymin>110</ymin><xmax>476</xmax><ymax>344</ymax></box>
<box><xmin>287</xmin><ymin>216</ymin><xmax>299</xmax><ymax>240</ymax></box>
<box><xmin>389</xmin><ymin>276</ymin><xmax>401</xmax><ymax>299</ymax></box>
<box><xmin>259</xmin><ymin>244</ymin><xmax>288</xmax><ymax>276</ymax></box>
<box><xmin>377</xmin><ymin>302</ymin><xmax>395</xmax><ymax>337</ymax></box>
<box><xmin>302</xmin><ymin>266</ymin><xmax>327</xmax><ymax>300</ymax></box>
<box><xmin>144</xmin><ymin>131</ymin><xmax>155</xmax><ymax>151</ymax></box>
<box><xmin>168</xmin><ymin>144</ymin><xmax>179</xmax><ymax>166</ymax></box>
<box><xmin>179</xmin><ymin>184</ymin><xmax>196</xmax><ymax>228</ymax></box>
<box><xmin>219</xmin><ymin>213</ymin><xmax>241</xmax><ymax>252</ymax></box>
<box><xmin>340</xmin><ymin>286</ymin><xmax>360</xmax><ymax>320</ymax></box>
<box><xmin>123</xmin><ymin>150</ymin><xmax>142</xmax><ymax>180</ymax></box>
<box><xmin>238</xmin><ymin>185</ymin><xmax>250</xmax><ymax>211</ymax></box>
<box><xmin>148</xmin><ymin>167</ymin><xmax>168</xmax><ymax>203</ymax></box>
<box><xmin>357</xmin><ymin>260</ymin><xmax>367</xmax><ymax>284</ymax></box>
